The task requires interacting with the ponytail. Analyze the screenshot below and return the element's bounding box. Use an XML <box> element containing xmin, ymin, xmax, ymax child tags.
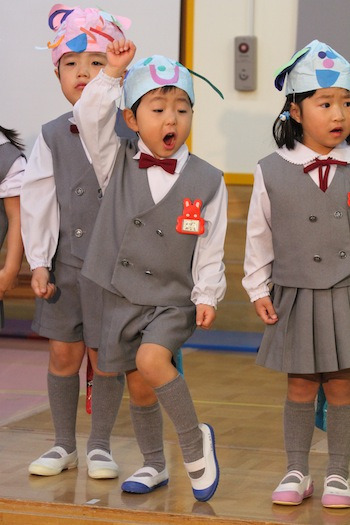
<box><xmin>0</xmin><ymin>126</ymin><xmax>24</xmax><ymax>151</ymax></box>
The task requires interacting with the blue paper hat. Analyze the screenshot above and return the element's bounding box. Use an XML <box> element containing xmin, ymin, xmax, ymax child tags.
<box><xmin>274</xmin><ymin>40</ymin><xmax>350</xmax><ymax>94</ymax></box>
<box><xmin>124</xmin><ymin>55</ymin><xmax>195</xmax><ymax>108</ymax></box>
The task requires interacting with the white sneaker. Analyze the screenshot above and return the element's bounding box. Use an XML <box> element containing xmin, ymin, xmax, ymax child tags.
<box><xmin>87</xmin><ymin>449</ymin><xmax>119</xmax><ymax>479</ymax></box>
<box><xmin>184</xmin><ymin>423</ymin><xmax>219</xmax><ymax>502</ymax></box>
<box><xmin>322</xmin><ymin>475</ymin><xmax>350</xmax><ymax>508</ymax></box>
<box><xmin>29</xmin><ymin>446</ymin><xmax>78</xmax><ymax>476</ymax></box>
<box><xmin>272</xmin><ymin>470</ymin><xmax>314</xmax><ymax>505</ymax></box>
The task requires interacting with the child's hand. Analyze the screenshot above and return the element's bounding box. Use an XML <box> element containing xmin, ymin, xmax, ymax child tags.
<box><xmin>196</xmin><ymin>304</ymin><xmax>216</xmax><ymax>329</ymax></box>
<box><xmin>31</xmin><ymin>267</ymin><xmax>56</xmax><ymax>299</ymax></box>
<box><xmin>105</xmin><ymin>38</ymin><xmax>136</xmax><ymax>78</ymax></box>
<box><xmin>254</xmin><ymin>297</ymin><xmax>278</xmax><ymax>325</ymax></box>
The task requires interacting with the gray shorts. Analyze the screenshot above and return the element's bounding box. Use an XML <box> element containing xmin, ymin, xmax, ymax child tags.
<box><xmin>98</xmin><ymin>289</ymin><xmax>196</xmax><ymax>373</ymax></box>
<box><xmin>32</xmin><ymin>260</ymin><xmax>102</xmax><ymax>348</ymax></box>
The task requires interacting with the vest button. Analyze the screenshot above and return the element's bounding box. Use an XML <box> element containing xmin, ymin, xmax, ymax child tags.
<box><xmin>313</xmin><ymin>255</ymin><xmax>322</xmax><ymax>262</ymax></box>
<box><xmin>121</xmin><ymin>259</ymin><xmax>130</xmax><ymax>267</ymax></box>
<box><xmin>339</xmin><ymin>251</ymin><xmax>347</xmax><ymax>259</ymax></box>
<box><xmin>75</xmin><ymin>187</ymin><xmax>84</xmax><ymax>196</ymax></box>
<box><xmin>145</xmin><ymin>270</ymin><xmax>153</xmax><ymax>275</ymax></box>
<box><xmin>134</xmin><ymin>219</ymin><xmax>143</xmax><ymax>227</ymax></box>
<box><xmin>74</xmin><ymin>228</ymin><xmax>83</xmax><ymax>238</ymax></box>
<box><xmin>156</xmin><ymin>229</ymin><xmax>164</xmax><ymax>236</ymax></box>
<box><xmin>97</xmin><ymin>188</ymin><xmax>102</xmax><ymax>199</ymax></box>
<box><xmin>309</xmin><ymin>215</ymin><xmax>317</xmax><ymax>222</ymax></box>
<box><xmin>334</xmin><ymin>211</ymin><xmax>343</xmax><ymax>218</ymax></box>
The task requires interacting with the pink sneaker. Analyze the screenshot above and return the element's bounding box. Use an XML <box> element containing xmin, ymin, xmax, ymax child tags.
<box><xmin>272</xmin><ymin>470</ymin><xmax>314</xmax><ymax>505</ymax></box>
<box><xmin>322</xmin><ymin>475</ymin><xmax>350</xmax><ymax>508</ymax></box>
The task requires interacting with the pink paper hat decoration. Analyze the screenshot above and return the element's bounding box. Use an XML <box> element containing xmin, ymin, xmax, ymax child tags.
<box><xmin>47</xmin><ymin>4</ymin><xmax>131</xmax><ymax>66</ymax></box>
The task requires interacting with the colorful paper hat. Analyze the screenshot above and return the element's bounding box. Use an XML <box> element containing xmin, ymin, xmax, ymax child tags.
<box><xmin>124</xmin><ymin>55</ymin><xmax>195</xmax><ymax>108</ymax></box>
<box><xmin>274</xmin><ymin>39</ymin><xmax>350</xmax><ymax>94</ymax></box>
<box><xmin>47</xmin><ymin>4</ymin><xmax>131</xmax><ymax>66</ymax></box>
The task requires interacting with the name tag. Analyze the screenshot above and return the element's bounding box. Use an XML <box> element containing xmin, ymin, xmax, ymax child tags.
<box><xmin>176</xmin><ymin>198</ymin><xmax>205</xmax><ymax>235</ymax></box>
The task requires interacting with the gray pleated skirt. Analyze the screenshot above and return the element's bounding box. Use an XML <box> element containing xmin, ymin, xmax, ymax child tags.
<box><xmin>256</xmin><ymin>284</ymin><xmax>350</xmax><ymax>374</ymax></box>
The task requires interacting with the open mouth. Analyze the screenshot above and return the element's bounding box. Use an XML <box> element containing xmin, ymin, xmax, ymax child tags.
<box><xmin>330</xmin><ymin>127</ymin><xmax>343</xmax><ymax>134</ymax></box>
<box><xmin>163</xmin><ymin>132</ymin><xmax>176</xmax><ymax>147</ymax></box>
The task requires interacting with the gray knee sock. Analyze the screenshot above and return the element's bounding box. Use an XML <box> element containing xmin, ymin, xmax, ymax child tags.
<box><xmin>283</xmin><ymin>399</ymin><xmax>315</xmax><ymax>480</ymax></box>
<box><xmin>87</xmin><ymin>374</ymin><xmax>125</xmax><ymax>456</ymax></box>
<box><xmin>48</xmin><ymin>371</ymin><xmax>80</xmax><ymax>454</ymax></box>
<box><xmin>154</xmin><ymin>374</ymin><xmax>202</xmax><ymax>464</ymax></box>
<box><xmin>129</xmin><ymin>402</ymin><xmax>166</xmax><ymax>473</ymax></box>
<box><xmin>326</xmin><ymin>404</ymin><xmax>350</xmax><ymax>480</ymax></box>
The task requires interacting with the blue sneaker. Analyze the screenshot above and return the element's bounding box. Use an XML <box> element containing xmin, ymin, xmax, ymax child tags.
<box><xmin>121</xmin><ymin>466</ymin><xmax>169</xmax><ymax>494</ymax></box>
<box><xmin>184</xmin><ymin>423</ymin><xmax>219</xmax><ymax>502</ymax></box>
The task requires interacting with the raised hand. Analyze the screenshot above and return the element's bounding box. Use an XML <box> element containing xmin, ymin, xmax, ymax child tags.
<box><xmin>105</xmin><ymin>38</ymin><xmax>136</xmax><ymax>78</ymax></box>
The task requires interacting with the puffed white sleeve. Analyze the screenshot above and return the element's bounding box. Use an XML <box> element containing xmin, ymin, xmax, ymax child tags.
<box><xmin>191</xmin><ymin>178</ymin><xmax>228</xmax><ymax>307</ymax></box>
<box><xmin>0</xmin><ymin>155</ymin><xmax>26</xmax><ymax>198</ymax></box>
<box><xmin>73</xmin><ymin>69</ymin><xmax>123</xmax><ymax>194</ymax></box>
<box><xmin>242</xmin><ymin>163</ymin><xmax>274</xmax><ymax>302</ymax></box>
<box><xmin>20</xmin><ymin>133</ymin><xmax>59</xmax><ymax>270</ymax></box>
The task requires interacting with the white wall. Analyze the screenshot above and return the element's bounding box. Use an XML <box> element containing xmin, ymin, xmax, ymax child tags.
<box><xmin>192</xmin><ymin>0</ymin><xmax>298</xmax><ymax>175</ymax></box>
<box><xmin>1</xmin><ymin>0</ymin><xmax>181</xmax><ymax>155</ymax></box>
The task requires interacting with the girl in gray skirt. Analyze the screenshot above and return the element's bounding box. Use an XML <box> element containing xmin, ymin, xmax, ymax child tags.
<box><xmin>243</xmin><ymin>40</ymin><xmax>350</xmax><ymax>509</ymax></box>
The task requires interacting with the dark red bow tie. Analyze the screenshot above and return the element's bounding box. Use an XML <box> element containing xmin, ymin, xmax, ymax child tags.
<box><xmin>304</xmin><ymin>157</ymin><xmax>347</xmax><ymax>192</ymax></box>
<box><xmin>70</xmin><ymin>124</ymin><xmax>79</xmax><ymax>134</ymax></box>
<box><xmin>139</xmin><ymin>152</ymin><xmax>177</xmax><ymax>174</ymax></box>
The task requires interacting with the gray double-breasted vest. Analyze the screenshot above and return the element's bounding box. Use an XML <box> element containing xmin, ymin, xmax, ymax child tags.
<box><xmin>260</xmin><ymin>152</ymin><xmax>350</xmax><ymax>289</ymax></box>
<box><xmin>42</xmin><ymin>112</ymin><xmax>102</xmax><ymax>268</ymax></box>
<box><xmin>0</xmin><ymin>142</ymin><xmax>25</xmax><ymax>248</ymax></box>
<box><xmin>82</xmin><ymin>139</ymin><xmax>223</xmax><ymax>306</ymax></box>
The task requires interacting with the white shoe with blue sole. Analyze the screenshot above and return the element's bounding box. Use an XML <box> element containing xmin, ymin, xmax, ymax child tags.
<box><xmin>121</xmin><ymin>466</ymin><xmax>169</xmax><ymax>493</ymax></box>
<box><xmin>184</xmin><ymin>423</ymin><xmax>219</xmax><ymax>502</ymax></box>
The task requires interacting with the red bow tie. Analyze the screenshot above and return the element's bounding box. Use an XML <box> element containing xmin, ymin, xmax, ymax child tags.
<box><xmin>304</xmin><ymin>157</ymin><xmax>347</xmax><ymax>192</ymax></box>
<box><xmin>139</xmin><ymin>152</ymin><xmax>177</xmax><ymax>174</ymax></box>
<box><xmin>70</xmin><ymin>124</ymin><xmax>79</xmax><ymax>134</ymax></box>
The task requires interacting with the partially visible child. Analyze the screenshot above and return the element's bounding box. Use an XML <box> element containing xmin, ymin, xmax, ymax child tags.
<box><xmin>20</xmin><ymin>5</ymin><xmax>131</xmax><ymax>479</ymax></box>
<box><xmin>0</xmin><ymin>126</ymin><xmax>25</xmax><ymax>327</ymax></box>
<box><xmin>74</xmin><ymin>39</ymin><xmax>227</xmax><ymax>501</ymax></box>
<box><xmin>243</xmin><ymin>40</ymin><xmax>350</xmax><ymax>508</ymax></box>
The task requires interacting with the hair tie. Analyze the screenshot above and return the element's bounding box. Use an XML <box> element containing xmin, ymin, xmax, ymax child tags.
<box><xmin>279</xmin><ymin>111</ymin><xmax>290</xmax><ymax>122</ymax></box>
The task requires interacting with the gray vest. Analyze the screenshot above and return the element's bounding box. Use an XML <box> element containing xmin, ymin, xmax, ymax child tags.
<box><xmin>83</xmin><ymin>139</ymin><xmax>222</xmax><ymax>306</ymax></box>
<box><xmin>260</xmin><ymin>152</ymin><xmax>350</xmax><ymax>289</ymax></box>
<box><xmin>42</xmin><ymin>113</ymin><xmax>101</xmax><ymax>268</ymax></box>
<box><xmin>0</xmin><ymin>142</ymin><xmax>25</xmax><ymax>248</ymax></box>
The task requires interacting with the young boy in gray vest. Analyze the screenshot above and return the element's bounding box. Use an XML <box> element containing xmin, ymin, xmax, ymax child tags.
<box><xmin>21</xmin><ymin>6</ymin><xmax>170</xmax><ymax>485</ymax></box>
<box><xmin>73</xmin><ymin>38</ymin><xmax>227</xmax><ymax>501</ymax></box>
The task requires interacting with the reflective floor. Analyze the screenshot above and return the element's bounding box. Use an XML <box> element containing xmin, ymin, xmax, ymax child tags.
<box><xmin>0</xmin><ymin>337</ymin><xmax>349</xmax><ymax>525</ymax></box>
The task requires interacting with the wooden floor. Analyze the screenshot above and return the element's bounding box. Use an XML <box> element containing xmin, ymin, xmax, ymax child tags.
<box><xmin>0</xmin><ymin>338</ymin><xmax>349</xmax><ymax>525</ymax></box>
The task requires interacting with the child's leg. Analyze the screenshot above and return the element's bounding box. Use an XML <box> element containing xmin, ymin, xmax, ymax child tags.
<box><xmin>136</xmin><ymin>343</ymin><xmax>219</xmax><ymax>501</ymax></box>
<box><xmin>127</xmin><ymin>370</ymin><xmax>166</xmax><ymax>472</ymax></box>
<box><xmin>86</xmin><ymin>349</ymin><xmax>125</xmax><ymax>479</ymax></box>
<box><xmin>272</xmin><ymin>375</ymin><xmax>318</xmax><ymax>505</ymax></box>
<box><xmin>28</xmin><ymin>340</ymin><xmax>85</xmax><ymax>476</ymax></box>
<box><xmin>120</xmin><ymin>370</ymin><xmax>169</xmax><ymax>494</ymax></box>
<box><xmin>321</xmin><ymin>374</ymin><xmax>350</xmax><ymax>508</ymax></box>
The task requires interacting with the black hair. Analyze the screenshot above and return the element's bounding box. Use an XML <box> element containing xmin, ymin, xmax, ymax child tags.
<box><xmin>0</xmin><ymin>126</ymin><xmax>24</xmax><ymax>151</ymax></box>
<box><xmin>130</xmin><ymin>85</ymin><xmax>193</xmax><ymax>117</ymax></box>
<box><xmin>273</xmin><ymin>91</ymin><xmax>317</xmax><ymax>149</ymax></box>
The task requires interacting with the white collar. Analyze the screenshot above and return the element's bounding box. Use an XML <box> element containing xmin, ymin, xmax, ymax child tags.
<box><xmin>134</xmin><ymin>138</ymin><xmax>189</xmax><ymax>174</ymax></box>
<box><xmin>277</xmin><ymin>141</ymin><xmax>350</xmax><ymax>165</ymax></box>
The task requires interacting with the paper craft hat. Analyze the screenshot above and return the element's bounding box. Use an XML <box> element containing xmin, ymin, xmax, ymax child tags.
<box><xmin>274</xmin><ymin>39</ymin><xmax>350</xmax><ymax>94</ymax></box>
<box><xmin>124</xmin><ymin>55</ymin><xmax>195</xmax><ymax>108</ymax></box>
<box><xmin>47</xmin><ymin>4</ymin><xmax>131</xmax><ymax>66</ymax></box>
